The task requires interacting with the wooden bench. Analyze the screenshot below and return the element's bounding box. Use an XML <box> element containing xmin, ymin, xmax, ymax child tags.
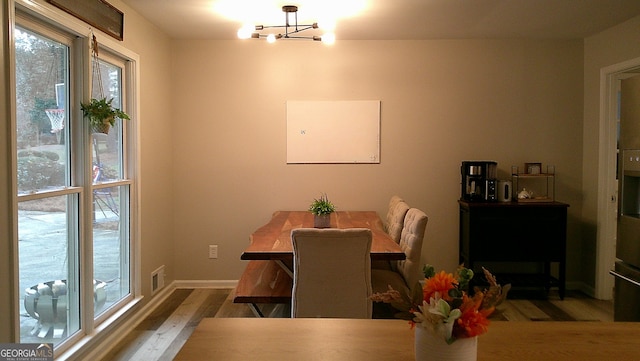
<box><xmin>233</xmin><ymin>260</ymin><xmax>292</xmax><ymax>317</ymax></box>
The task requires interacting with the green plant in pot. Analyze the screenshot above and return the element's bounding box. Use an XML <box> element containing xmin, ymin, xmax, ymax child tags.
<box><xmin>309</xmin><ymin>193</ymin><xmax>335</xmax><ymax>228</ymax></box>
<box><xmin>81</xmin><ymin>97</ymin><xmax>130</xmax><ymax>134</ymax></box>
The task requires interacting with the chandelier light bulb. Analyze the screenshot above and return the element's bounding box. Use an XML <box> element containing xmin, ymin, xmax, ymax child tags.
<box><xmin>267</xmin><ymin>34</ymin><xmax>277</xmax><ymax>43</ymax></box>
<box><xmin>318</xmin><ymin>19</ymin><xmax>336</xmax><ymax>31</ymax></box>
<box><xmin>321</xmin><ymin>32</ymin><xmax>336</xmax><ymax>45</ymax></box>
<box><xmin>237</xmin><ymin>24</ymin><xmax>254</xmax><ymax>39</ymax></box>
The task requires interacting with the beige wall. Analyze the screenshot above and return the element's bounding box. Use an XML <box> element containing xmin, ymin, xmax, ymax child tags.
<box><xmin>109</xmin><ymin>0</ymin><xmax>175</xmax><ymax>301</ymax></box>
<box><xmin>170</xmin><ymin>39</ymin><xmax>585</xmax><ymax>281</ymax></box>
<box><xmin>583</xmin><ymin>16</ymin><xmax>640</xmax><ymax>289</ymax></box>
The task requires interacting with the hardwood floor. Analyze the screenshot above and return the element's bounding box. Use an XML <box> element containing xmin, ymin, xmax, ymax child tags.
<box><xmin>493</xmin><ymin>291</ymin><xmax>613</xmax><ymax>322</ymax></box>
<box><xmin>102</xmin><ymin>288</ymin><xmax>613</xmax><ymax>361</ymax></box>
<box><xmin>101</xmin><ymin>289</ymin><xmax>231</xmax><ymax>361</ymax></box>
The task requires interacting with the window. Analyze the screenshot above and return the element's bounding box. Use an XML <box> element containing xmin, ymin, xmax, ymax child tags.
<box><xmin>90</xmin><ymin>54</ymin><xmax>132</xmax><ymax>320</ymax></box>
<box><xmin>16</xmin><ymin>22</ymin><xmax>80</xmax><ymax>347</ymax></box>
<box><xmin>14</xmin><ymin>9</ymin><xmax>137</xmax><ymax>352</ymax></box>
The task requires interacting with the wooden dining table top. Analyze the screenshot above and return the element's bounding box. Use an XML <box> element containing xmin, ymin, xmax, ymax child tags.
<box><xmin>174</xmin><ymin>318</ymin><xmax>640</xmax><ymax>361</ymax></box>
<box><xmin>241</xmin><ymin>211</ymin><xmax>405</xmax><ymax>261</ymax></box>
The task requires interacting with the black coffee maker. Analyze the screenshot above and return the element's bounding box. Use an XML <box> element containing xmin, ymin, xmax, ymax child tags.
<box><xmin>461</xmin><ymin>161</ymin><xmax>498</xmax><ymax>201</ymax></box>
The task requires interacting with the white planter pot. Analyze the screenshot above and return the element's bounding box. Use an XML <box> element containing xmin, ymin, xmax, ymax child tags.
<box><xmin>414</xmin><ymin>325</ymin><xmax>477</xmax><ymax>361</ymax></box>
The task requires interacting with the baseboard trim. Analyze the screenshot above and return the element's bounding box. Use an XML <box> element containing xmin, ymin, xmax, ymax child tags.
<box><xmin>567</xmin><ymin>280</ymin><xmax>601</xmax><ymax>299</ymax></box>
<box><xmin>174</xmin><ymin>279</ymin><xmax>238</xmax><ymax>289</ymax></box>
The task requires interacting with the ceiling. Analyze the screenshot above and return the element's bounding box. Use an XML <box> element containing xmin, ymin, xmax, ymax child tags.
<box><xmin>120</xmin><ymin>0</ymin><xmax>640</xmax><ymax>40</ymax></box>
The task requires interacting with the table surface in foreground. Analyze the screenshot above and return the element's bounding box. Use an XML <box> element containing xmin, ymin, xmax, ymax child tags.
<box><xmin>174</xmin><ymin>318</ymin><xmax>640</xmax><ymax>361</ymax></box>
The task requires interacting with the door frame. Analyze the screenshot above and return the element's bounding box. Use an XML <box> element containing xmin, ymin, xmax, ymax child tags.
<box><xmin>596</xmin><ymin>57</ymin><xmax>640</xmax><ymax>299</ymax></box>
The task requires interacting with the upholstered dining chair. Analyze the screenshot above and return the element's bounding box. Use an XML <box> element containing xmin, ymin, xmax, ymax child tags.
<box><xmin>372</xmin><ymin>208</ymin><xmax>429</xmax><ymax>302</ymax></box>
<box><xmin>374</xmin><ymin>197</ymin><xmax>411</xmax><ymax>270</ymax></box>
<box><xmin>291</xmin><ymin>228</ymin><xmax>373</xmax><ymax>318</ymax></box>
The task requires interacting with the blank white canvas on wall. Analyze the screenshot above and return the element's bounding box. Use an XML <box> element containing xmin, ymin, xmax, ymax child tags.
<box><xmin>286</xmin><ymin>100</ymin><xmax>380</xmax><ymax>164</ymax></box>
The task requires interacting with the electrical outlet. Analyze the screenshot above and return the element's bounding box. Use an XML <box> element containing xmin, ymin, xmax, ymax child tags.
<box><xmin>209</xmin><ymin>245</ymin><xmax>218</xmax><ymax>259</ymax></box>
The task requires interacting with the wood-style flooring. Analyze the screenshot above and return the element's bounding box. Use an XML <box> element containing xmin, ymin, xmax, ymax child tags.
<box><xmin>102</xmin><ymin>288</ymin><xmax>613</xmax><ymax>361</ymax></box>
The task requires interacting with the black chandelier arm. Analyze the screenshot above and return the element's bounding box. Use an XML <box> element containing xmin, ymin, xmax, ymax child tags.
<box><xmin>285</xmin><ymin>35</ymin><xmax>323</xmax><ymax>41</ymax></box>
<box><xmin>286</xmin><ymin>25</ymin><xmax>318</xmax><ymax>36</ymax></box>
<box><xmin>253</xmin><ymin>24</ymin><xmax>318</xmax><ymax>39</ymax></box>
<box><xmin>252</xmin><ymin>34</ymin><xmax>321</xmax><ymax>41</ymax></box>
<box><xmin>256</xmin><ymin>24</ymin><xmax>318</xmax><ymax>31</ymax></box>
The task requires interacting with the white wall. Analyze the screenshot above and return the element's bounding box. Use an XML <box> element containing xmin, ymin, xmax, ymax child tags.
<box><xmin>170</xmin><ymin>39</ymin><xmax>584</xmax><ymax>282</ymax></box>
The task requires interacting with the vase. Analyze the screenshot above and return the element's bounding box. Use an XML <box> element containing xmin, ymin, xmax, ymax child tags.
<box><xmin>313</xmin><ymin>214</ymin><xmax>331</xmax><ymax>228</ymax></box>
<box><xmin>414</xmin><ymin>326</ymin><xmax>477</xmax><ymax>361</ymax></box>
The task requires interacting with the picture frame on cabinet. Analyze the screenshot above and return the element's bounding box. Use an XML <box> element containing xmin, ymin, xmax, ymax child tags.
<box><xmin>525</xmin><ymin>162</ymin><xmax>542</xmax><ymax>175</ymax></box>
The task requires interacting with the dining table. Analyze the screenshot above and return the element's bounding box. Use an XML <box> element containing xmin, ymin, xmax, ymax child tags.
<box><xmin>233</xmin><ymin>210</ymin><xmax>406</xmax><ymax>316</ymax></box>
<box><xmin>241</xmin><ymin>210</ymin><xmax>406</xmax><ymax>266</ymax></box>
<box><xmin>174</xmin><ymin>318</ymin><xmax>640</xmax><ymax>361</ymax></box>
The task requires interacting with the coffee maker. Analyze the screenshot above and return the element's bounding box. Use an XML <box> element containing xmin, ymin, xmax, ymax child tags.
<box><xmin>461</xmin><ymin>161</ymin><xmax>498</xmax><ymax>201</ymax></box>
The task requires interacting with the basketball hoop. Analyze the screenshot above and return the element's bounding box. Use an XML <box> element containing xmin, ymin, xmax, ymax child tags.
<box><xmin>45</xmin><ymin>108</ymin><xmax>65</xmax><ymax>133</ymax></box>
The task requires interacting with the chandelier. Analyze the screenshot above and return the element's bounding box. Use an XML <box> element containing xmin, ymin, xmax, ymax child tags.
<box><xmin>237</xmin><ymin>5</ymin><xmax>335</xmax><ymax>44</ymax></box>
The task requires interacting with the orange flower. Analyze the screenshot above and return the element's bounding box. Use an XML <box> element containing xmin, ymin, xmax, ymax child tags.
<box><xmin>423</xmin><ymin>271</ymin><xmax>458</xmax><ymax>302</ymax></box>
<box><xmin>453</xmin><ymin>293</ymin><xmax>493</xmax><ymax>338</ymax></box>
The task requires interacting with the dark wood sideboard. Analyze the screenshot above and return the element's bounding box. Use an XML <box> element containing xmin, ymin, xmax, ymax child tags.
<box><xmin>458</xmin><ymin>200</ymin><xmax>569</xmax><ymax>299</ymax></box>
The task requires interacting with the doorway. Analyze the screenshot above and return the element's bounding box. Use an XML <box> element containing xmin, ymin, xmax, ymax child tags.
<box><xmin>596</xmin><ymin>59</ymin><xmax>640</xmax><ymax>300</ymax></box>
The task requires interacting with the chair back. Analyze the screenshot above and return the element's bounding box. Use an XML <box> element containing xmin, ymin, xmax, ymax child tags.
<box><xmin>385</xmin><ymin>195</ymin><xmax>404</xmax><ymax>231</ymax></box>
<box><xmin>392</xmin><ymin>208</ymin><xmax>429</xmax><ymax>289</ymax></box>
<box><xmin>386</xmin><ymin>200</ymin><xmax>410</xmax><ymax>243</ymax></box>
<box><xmin>291</xmin><ymin>228</ymin><xmax>372</xmax><ymax>318</ymax></box>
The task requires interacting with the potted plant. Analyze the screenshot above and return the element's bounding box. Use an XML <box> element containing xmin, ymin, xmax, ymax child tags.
<box><xmin>308</xmin><ymin>193</ymin><xmax>335</xmax><ymax>228</ymax></box>
<box><xmin>81</xmin><ymin>97</ymin><xmax>130</xmax><ymax>134</ymax></box>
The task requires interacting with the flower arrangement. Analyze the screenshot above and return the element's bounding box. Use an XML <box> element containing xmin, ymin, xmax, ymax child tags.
<box><xmin>308</xmin><ymin>193</ymin><xmax>336</xmax><ymax>215</ymax></box>
<box><xmin>372</xmin><ymin>264</ymin><xmax>510</xmax><ymax>344</ymax></box>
